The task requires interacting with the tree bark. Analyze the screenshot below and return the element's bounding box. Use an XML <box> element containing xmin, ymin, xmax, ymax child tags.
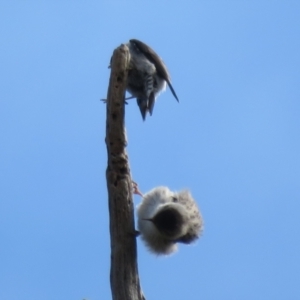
<box><xmin>105</xmin><ymin>44</ymin><xmax>145</xmax><ymax>300</ymax></box>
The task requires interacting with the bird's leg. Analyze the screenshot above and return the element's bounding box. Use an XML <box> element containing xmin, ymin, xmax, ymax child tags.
<box><xmin>123</xmin><ymin>96</ymin><xmax>136</xmax><ymax>104</ymax></box>
<box><xmin>101</xmin><ymin>95</ymin><xmax>135</xmax><ymax>104</ymax></box>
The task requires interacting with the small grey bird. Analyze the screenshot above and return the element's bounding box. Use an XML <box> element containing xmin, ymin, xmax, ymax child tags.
<box><xmin>126</xmin><ymin>39</ymin><xmax>179</xmax><ymax>120</ymax></box>
<box><xmin>136</xmin><ymin>186</ymin><xmax>203</xmax><ymax>255</ymax></box>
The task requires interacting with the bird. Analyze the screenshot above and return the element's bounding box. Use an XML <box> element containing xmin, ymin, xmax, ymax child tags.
<box><xmin>135</xmin><ymin>186</ymin><xmax>203</xmax><ymax>255</ymax></box>
<box><xmin>126</xmin><ymin>39</ymin><xmax>179</xmax><ymax>120</ymax></box>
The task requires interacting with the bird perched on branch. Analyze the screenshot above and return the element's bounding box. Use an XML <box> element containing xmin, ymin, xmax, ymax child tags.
<box><xmin>134</xmin><ymin>186</ymin><xmax>203</xmax><ymax>255</ymax></box>
<box><xmin>126</xmin><ymin>39</ymin><xmax>179</xmax><ymax>120</ymax></box>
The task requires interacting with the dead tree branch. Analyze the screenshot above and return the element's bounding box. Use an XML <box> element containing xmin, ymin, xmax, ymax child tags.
<box><xmin>105</xmin><ymin>44</ymin><xmax>145</xmax><ymax>300</ymax></box>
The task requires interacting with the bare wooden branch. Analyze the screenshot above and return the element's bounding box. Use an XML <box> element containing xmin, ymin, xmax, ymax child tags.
<box><xmin>105</xmin><ymin>44</ymin><xmax>145</xmax><ymax>300</ymax></box>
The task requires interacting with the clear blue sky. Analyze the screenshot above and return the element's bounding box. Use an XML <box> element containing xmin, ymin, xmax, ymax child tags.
<box><xmin>1</xmin><ymin>2</ymin><xmax>300</xmax><ymax>300</ymax></box>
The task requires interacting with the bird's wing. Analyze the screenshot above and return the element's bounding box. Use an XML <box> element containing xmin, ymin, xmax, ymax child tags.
<box><xmin>130</xmin><ymin>39</ymin><xmax>179</xmax><ymax>102</ymax></box>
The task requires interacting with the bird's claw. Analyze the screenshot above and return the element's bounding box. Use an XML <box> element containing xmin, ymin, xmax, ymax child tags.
<box><xmin>132</xmin><ymin>181</ymin><xmax>143</xmax><ymax>197</ymax></box>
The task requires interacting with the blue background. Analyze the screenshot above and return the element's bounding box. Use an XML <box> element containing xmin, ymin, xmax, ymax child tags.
<box><xmin>1</xmin><ymin>2</ymin><xmax>300</xmax><ymax>299</ymax></box>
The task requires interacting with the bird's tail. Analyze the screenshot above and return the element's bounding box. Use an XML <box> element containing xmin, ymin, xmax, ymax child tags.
<box><xmin>137</xmin><ymin>98</ymin><xmax>148</xmax><ymax>121</ymax></box>
<box><xmin>137</xmin><ymin>92</ymin><xmax>155</xmax><ymax>121</ymax></box>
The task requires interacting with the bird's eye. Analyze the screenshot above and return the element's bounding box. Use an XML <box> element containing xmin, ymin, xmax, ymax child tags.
<box><xmin>172</xmin><ymin>196</ymin><xmax>178</xmax><ymax>202</ymax></box>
